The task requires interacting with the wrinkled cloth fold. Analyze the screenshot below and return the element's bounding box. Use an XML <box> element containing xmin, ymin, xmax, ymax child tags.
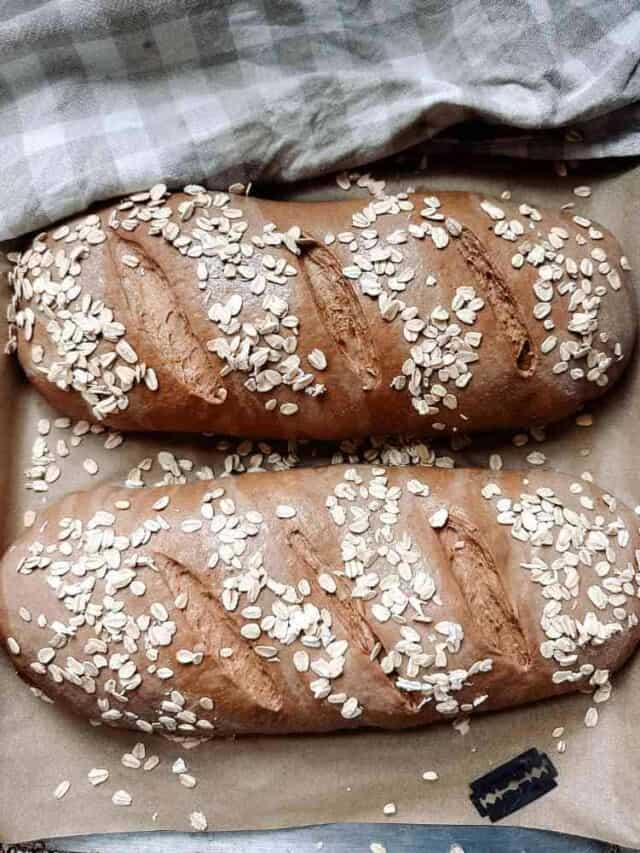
<box><xmin>1</xmin><ymin>0</ymin><xmax>640</xmax><ymax>239</ymax></box>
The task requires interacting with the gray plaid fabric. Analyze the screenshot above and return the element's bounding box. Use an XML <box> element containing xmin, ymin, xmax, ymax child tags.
<box><xmin>1</xmin><ymin>0</ymin><xmax>640</xmax><ymax>240</ymax></box>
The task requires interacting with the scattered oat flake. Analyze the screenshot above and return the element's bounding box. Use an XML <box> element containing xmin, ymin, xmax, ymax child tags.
<box><xmin>585</xmin><ymin>707</ymin><xmax>599</xmax><ymax>728</ymax></box>
<box><xmin>180</xmin><ymin>773</ymin><xmax>197</xmax><ymax>788</ymax></box>
<box><xmin>53</xmin><ymin>780</ymin><xmax>71</xmax><ymax>800</ymax></box>
<box><xmin>370</xmin><ymin>844</ymin><xmax>387</xmax><ymax>853</ymax></box>
<box><xmin>190</xmin><ymin>810</ymin><xmax>208</xmax><ymax>831</ymax></box>
<box><xmin>489</xmin><ymin>453</ymin><xmax>503</xmax><ymax>471</ymax></box>
<box><xmin>88</xmin><ymin>768</ymin><xmax>109</xmax><ymax>786</ymax></box>
<box><xmin>280</xmin><ymin>402</ymin><xmax>298</xmax><ymax>416</ymax></box>
<box><xmin>104</xmin><ymin>431</ymin><xmax>124</xmax><ymax>450</ymax></box>
<box><xmin>144</xmin><ymin>755</ymin><xmax>160</xmax><ymax>771</ymax></box>
<box><xmin>428</xmin><ymin>507</ymin><xmax>448</xmax><ymax>528</ymax></box>
<box><xmin>422</xmin><ymin>770</ymin><xmax>439</xmax><ymax>781</ymax></box>
<box><xmin>23</xmin><ymin>510</ymin><xmax>36</xmax><ymax>528</ymax></box>
<box><xmin>83</xmin><ymin>458</ymin><xmax>99</xmax><ymax>475</ymax></box>
<box><xmin>276</xmin><ymin>504</ymin><xmax>296</xmax><ymax>519</ymax></box>
<box><xmin>308</xmin><ymin>348</ymin><xmax>327</xmax><ymax>370</ymax></box>
<box><xmin>450</xmin><ymin>846</ymin><xmax>465</xmax><ymax>853</ymax></box>
<box><xmin>481</xmin><ymin>483</ymin><xmax>501</xmax><ymax>500</ymax></box>
<box><xmin>526</xmin><ymin>451</ymin><xmax>546</xmax><ymax>466</ymax></box>
<box><xmin>112</xmin><ymin>789</ymin><xmax>132</xmax><ymax>806</ymax></box>
<box><xmin>318</xmin><ymin>572</ymin><xmax>337</xmax><ymax>593</ymax></box>
<box><xmin>132</xmin><ymin>742</ymin><xmax>146</xmax><ymax>760</ymax></box>
<box><xmin>573</xmin><ymin>185</ymin><xmax>592</xmax><ymax>198</ymax></box>
<box><xmin>45</xmin><ymin>463</ymin><xmax>60</xmax><ymax>483</ymax></box>
<box><xmin>383</xmin><ymin>802</ymin><xmax>396</xmax><ymax>815</ymax></box>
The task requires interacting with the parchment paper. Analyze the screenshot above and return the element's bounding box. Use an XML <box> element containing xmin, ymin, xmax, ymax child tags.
<box><xmin>2</xmin><ymin>156</ymin><xmax>640</xmax><ymax>846</ymax></box>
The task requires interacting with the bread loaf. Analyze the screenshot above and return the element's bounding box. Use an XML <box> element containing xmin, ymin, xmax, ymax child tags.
<box><xmin>1</xmin><ymin>465</ymin><xmax>637</xmax><ymax>737</ymax></box>
<box><xmin>6</xmin><ymin>187</ymin><xmax>636</xmax><ymax>439</ymax></box>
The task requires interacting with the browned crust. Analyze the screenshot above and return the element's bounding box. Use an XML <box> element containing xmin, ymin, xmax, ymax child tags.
<box><xmin>11</xmin><ymin>190</ymin><xmax>637</xmax><ymax>439</ymax></box>
<box><xmin>1</xmin><ymin>466</ymin><xmax>638</xmax><ymax>737</ymax></box>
